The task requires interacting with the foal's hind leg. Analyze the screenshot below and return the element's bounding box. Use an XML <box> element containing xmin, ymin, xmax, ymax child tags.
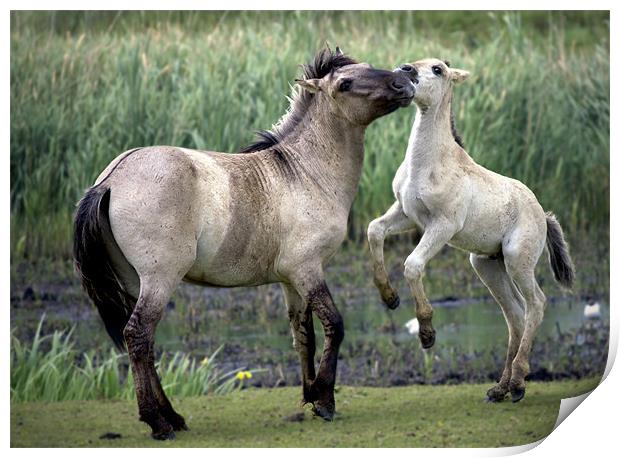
<box><xmin>470</xmin><ymin>254</ymin><xmax>525</xmax><ymax>402</ymax></box>
<box><xmin>367</xmin><ymin>201</ymin><xmax>418</xmax><ymax>309</ymax></box>
<box><xmin>503</xmin><ymin>236</ymin><xmax>547</xmax><ymax>402</ymax></box>
<box><xmin>282</xmin><ymin>284</ymin><xmax>316</xmax><ymax>405</ymax></box>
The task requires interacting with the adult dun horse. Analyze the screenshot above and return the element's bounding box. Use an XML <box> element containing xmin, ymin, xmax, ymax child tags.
<box><xmin>367</xmin><ymin>59</ymin><xmax>574</xmax><ymax>403</ymax></box>
<box><xmin>73</xmin><ymin>47</ymin><xmax>414</xmax><ymax>439</ymax></box>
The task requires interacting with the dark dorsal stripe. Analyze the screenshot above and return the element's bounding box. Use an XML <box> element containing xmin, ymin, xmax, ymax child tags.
<box><xmin>240</xmin><ymin>47</ymin><xmax>358</xmax><ymax>153</ymax></box>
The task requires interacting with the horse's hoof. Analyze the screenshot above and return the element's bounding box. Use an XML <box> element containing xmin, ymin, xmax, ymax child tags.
<box><xmin>312</xmin><ymin>403</ymin><xmax>335</xmax><ymax>421</ymax></box>
<box><xmin>511</xmin><ymin>387</ymin><xmax>526</xmax><ymax>403</ymax></box>
<box><xmin>174</xmin><ymin>422</ymin><xmax>189</xmax><ymax>432</ymax></box>
<box><xmin>166</xmin><ymin>412</ymin><xmax>189</xmax><ymax>431</ymax></box>
<box><xmin>384</xmin><ymin>295</ymin><xmax>400</xmax><ymax>310</ymax></box>
<box><xmin>152</xmin><ymin>429</ymin><xmax>176</xmax><ymax>441</ymax></box>
<box><xmin>420</xmin><ymin>330</ymin><xmax>436</xmax><ymax>349</ymax></box>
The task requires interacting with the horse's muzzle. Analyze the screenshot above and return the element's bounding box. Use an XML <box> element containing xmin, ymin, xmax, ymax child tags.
<box><xmin>394</xmin><ymin>64</ymin><xmax>419</xmax><ymax>85</ymax></box>
<box><xmin>391</xmin><ymin>74</ymin><xmax>415</xmax><ymax>105</ymax></box>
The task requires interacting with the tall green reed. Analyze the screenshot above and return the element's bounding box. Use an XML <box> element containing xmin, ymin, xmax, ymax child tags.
<box><xmin>10</xmin><ymin>11</ymin><xmax>609</xmax><ymax>260</ymax></box>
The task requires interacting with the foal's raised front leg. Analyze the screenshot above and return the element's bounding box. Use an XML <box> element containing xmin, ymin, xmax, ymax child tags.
<box><xmin>403</xmin><ymin>223</ymin><xmax>456</xmax><ymax>349</ymax></box>
<box><xmin>282</xmin><ymin>284</ymin><xmax>316</xmax><ymax>405</ymax></box>
<box><xmin>367</xmin><ymin>201</ymin><xmax>418</xmax><ymax>309</ymax></box>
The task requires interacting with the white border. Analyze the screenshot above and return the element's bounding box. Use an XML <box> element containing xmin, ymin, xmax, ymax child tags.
<box><xmin>4</xmin><ymin>2</ymin><xmax>616</xmax><ymax>456</ymax></box>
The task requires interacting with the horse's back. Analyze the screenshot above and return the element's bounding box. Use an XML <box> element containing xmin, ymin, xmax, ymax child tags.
<box><xmin>99</xmin><ymin>147</ymin><xmax>214</xmax><ymax>282</ymax></box>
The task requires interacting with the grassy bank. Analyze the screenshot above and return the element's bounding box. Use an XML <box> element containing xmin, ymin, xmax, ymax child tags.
<box><xmin>10</xmin><ymin>11</ymin><xmax>609</xmax><ymax>260</ymax></box>
<box><xmin>10</xmin><ymin>378</ymin><xmax>600</xmax><ymax>447</ymax></box>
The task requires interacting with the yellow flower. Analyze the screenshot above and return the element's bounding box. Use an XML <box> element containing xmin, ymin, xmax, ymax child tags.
<box><xmin>235</xmin><ymin>371</ymin><xmax>253</xmax><ymax>380</ymax></box>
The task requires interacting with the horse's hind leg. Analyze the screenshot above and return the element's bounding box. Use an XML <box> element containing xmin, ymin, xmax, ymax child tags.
<box><xmin>123</xmin><ymin>278</ymin><xmax>179</xmax><ymax>439</ymax></box>
<box><xmin>282</xmin><ymin>284</ymin><xmax>316</xmax><ymax>405</ymax></box>
<box><xmin>367</xmin><ymin>201</ymin><xmax>418</xmax><ymax>309</ymax></box>
<box><xmin>147</xmin><ymin>344</ymin><xmax>188</xmax><ymax>431</ymax></box>
<box><xmin>470</xmin><ymin>254</ymin><xmax>525</xmax><ymax>402</ymax></box>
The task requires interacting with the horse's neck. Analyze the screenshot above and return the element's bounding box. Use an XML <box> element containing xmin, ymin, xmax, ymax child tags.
<box><xmin>406</xmin><ymin>94</ymin><xmax>457</xmax><ymax>173</ymax></box>
<box><xmin>285</xmin><ymin>101</ymin><xmax>366</xmax><ymax>208</ymax></box>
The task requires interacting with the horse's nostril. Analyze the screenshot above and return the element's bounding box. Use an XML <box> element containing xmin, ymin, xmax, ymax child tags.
<box><xmin>400</xmin><ymin>64</ymin><xmax>414</xmax><ymax>72</ymax></box>
<box><xmin>391</xmin><ymin>80</ymin><xmax>405</xmax><ymax>90</ymax></box>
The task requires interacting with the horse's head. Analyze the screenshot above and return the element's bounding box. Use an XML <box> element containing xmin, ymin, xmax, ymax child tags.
<box><xmin>295</xmin><ymin>48</ymin><xmax>415</xmax><ymax>126</ymax></box>
<box><xmin>394</xmin><ymin>58</ymin><xmax>470</xmax><ymax>110</ymax></box>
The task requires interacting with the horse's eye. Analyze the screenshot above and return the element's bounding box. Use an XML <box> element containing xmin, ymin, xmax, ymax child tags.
<box><xmin>432</xmin><ymin>66</ymin><xmax>443</xmax><ymax>76</ymax></box>
<box><xmin>338</xmin><ymin>80</ymin><xmax>352</xmax><ymax>92</ymax></box>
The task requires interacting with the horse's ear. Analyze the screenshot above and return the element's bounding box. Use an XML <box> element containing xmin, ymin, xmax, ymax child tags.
<box><xmin>335</xmin><ymin>46</ymin><xmax>344</xmax><ymax>56</ymax></box>
<box><xmin>450</xmin><ymin>68</ymin><xmax>470</xmax><ymax>84</ymax></box>
<box><xmin>295</xmin><ymin>78</ymin><xmax>321</xmax><ymax>93</ymax></box>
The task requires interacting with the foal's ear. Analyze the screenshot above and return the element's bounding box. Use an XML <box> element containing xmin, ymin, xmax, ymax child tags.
<box><xmin>295</xmin><ymin>78</ymin><xmax>321</xmax><ymax>93</ymax></box>
<box><xmin>449</xmin><ymin>68</ymin><xmax>471</xmax><ymax>84</ymax></box>
<box><xmin>335</xmin><ymin>46</ymin><xmax>344</xmax><ymax>56</ymax></box>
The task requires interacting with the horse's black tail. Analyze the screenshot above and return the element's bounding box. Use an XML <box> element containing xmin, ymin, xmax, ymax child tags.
<box><xmin>73</xmin><ymin>185</ymin><xmax>136</xmax><ymax>350</ymax></box>
<box><xmin>545</xmin><ymin>212</ymin><xmax>575</xmax><ymax>290</ymax></box>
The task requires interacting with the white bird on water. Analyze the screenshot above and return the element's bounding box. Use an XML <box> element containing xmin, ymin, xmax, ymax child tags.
<box><xmin>584</xmin><ymin>299</ymin><xmax>601</xmax><ymax>320</ymax></box>
<box><xmin>405</xmin><ymin>318</ymin><xmax>419</xmax><ymax>335</ymax></box>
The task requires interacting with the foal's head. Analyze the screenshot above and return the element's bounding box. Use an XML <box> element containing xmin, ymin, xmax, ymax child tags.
<box><xmin>395</xmin><ymin>58</ymin><xmax>470</xmax><ymax>110</ymax></box>
<box><xmin>296</xmin><ymin>48</ymin><xmax>415</xmax><ymax>126</ymax></box>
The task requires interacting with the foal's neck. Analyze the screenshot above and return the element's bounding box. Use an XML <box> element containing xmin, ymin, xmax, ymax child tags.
<box><xmin>406</xmin><ymin>91</ymin><xmax>460</xmax><ymax>170</ymax></box>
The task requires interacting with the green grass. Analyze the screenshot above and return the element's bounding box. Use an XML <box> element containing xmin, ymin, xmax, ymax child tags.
<box><xmin>10</xmin><ymin>378</ymin><xmax>600</xmax><ymax>447</ymax></box>
<box><xmin>10</xmin><ymin>11</ymin><xmax>610</xmax><ymax>260</ymax></box>
<box><xmin>11</xmin><ymin>316</ymin><xmax>256</xmax><ymax>402</ymax></box>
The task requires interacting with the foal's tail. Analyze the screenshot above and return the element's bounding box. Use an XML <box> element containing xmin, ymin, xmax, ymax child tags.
<box><xmin>545</xmin><ymin>212</ymin><xmax>575</xmax><ymax>290</ymax></box>
<box><xmin>73</xmin><ymin>185</ymin><xmax>136</xmax><ymax>350</ymax></box>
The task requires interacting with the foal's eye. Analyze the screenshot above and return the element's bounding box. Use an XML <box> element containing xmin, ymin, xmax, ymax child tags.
<box><xmin>338</xmin><ymin>80</ymin><xmax>353</xmax><ymax>92</ymax></box>
<box><xmin>432</xmin><ymin>66</ymin><xmax>443</xmax><ymax>76</ymax></box>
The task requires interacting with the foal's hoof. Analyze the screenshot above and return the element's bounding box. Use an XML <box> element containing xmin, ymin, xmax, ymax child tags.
<box><xmin>485</xmin><ymin>386</ymin><xmax>508</xmax><ymax>403</ymax></box>
<box><xmin>312</xmin><ymin>403</ymin><xmax>335</xmax><ymax>422</ymax></box>
<box><xmin>384</xmin><ymin>295</ymin><xmax>400</xmax><ymax>310</ymax></box>
<box><xmin>510</xmin><ymin>386</ymin><xmax>526</xmax><ymax>403</ymax></box>
<box><xmin>419</xmin><ymin>329</ymin><xmax>436</xmax><ymax>349</ymax></box>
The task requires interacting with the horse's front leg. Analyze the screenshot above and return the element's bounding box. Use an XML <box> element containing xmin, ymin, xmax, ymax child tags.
<box><xmin>288</xmin><ymin>271</ymin><xmax>343</xmax><ymax>421</ymax></box>
<box><xmin>282</xmin><ymin>284</ymin><xmax>316</xmax><ymax>405</ymax></box>
<box><xmin>367</xmin><ymin>201</ymin><xmax>418</xmax><ymax>309</ymax></box>
<box><xmin>307</xmin><ymin>281</ymin><xmax>343</xmax><ymax>420</ymax></box>
<box><xmin>403</xmin><ymin>223</ymin><xmax>455</xmax><ymax>349</ymax></box>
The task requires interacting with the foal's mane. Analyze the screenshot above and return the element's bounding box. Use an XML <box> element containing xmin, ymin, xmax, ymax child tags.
<box><xmin>450</xmin><ymin>109</ymin><xmax>464</xmax><ymax>149</ymax></box>
<box><xmin>444</xmin><ymin>60</ymin><xmax>465</xmax><ymax>149</ymax></box>
<box><xmin>240</xmin><ymin>47</ymin><xmax>358</xmax><ymax>153</ymax></box>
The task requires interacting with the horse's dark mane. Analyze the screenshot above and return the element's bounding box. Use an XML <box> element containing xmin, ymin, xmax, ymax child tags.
<box><xmin>240</xmin><ymin>47</ymin><xmax>358</xmax><ymax>153</ymax></box>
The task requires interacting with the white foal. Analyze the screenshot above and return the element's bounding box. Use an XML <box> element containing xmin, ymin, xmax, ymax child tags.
<box><xmin>367</xmin><ymin>58</ymin><xmax>575</xmax><ymax>402</ymax></box>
